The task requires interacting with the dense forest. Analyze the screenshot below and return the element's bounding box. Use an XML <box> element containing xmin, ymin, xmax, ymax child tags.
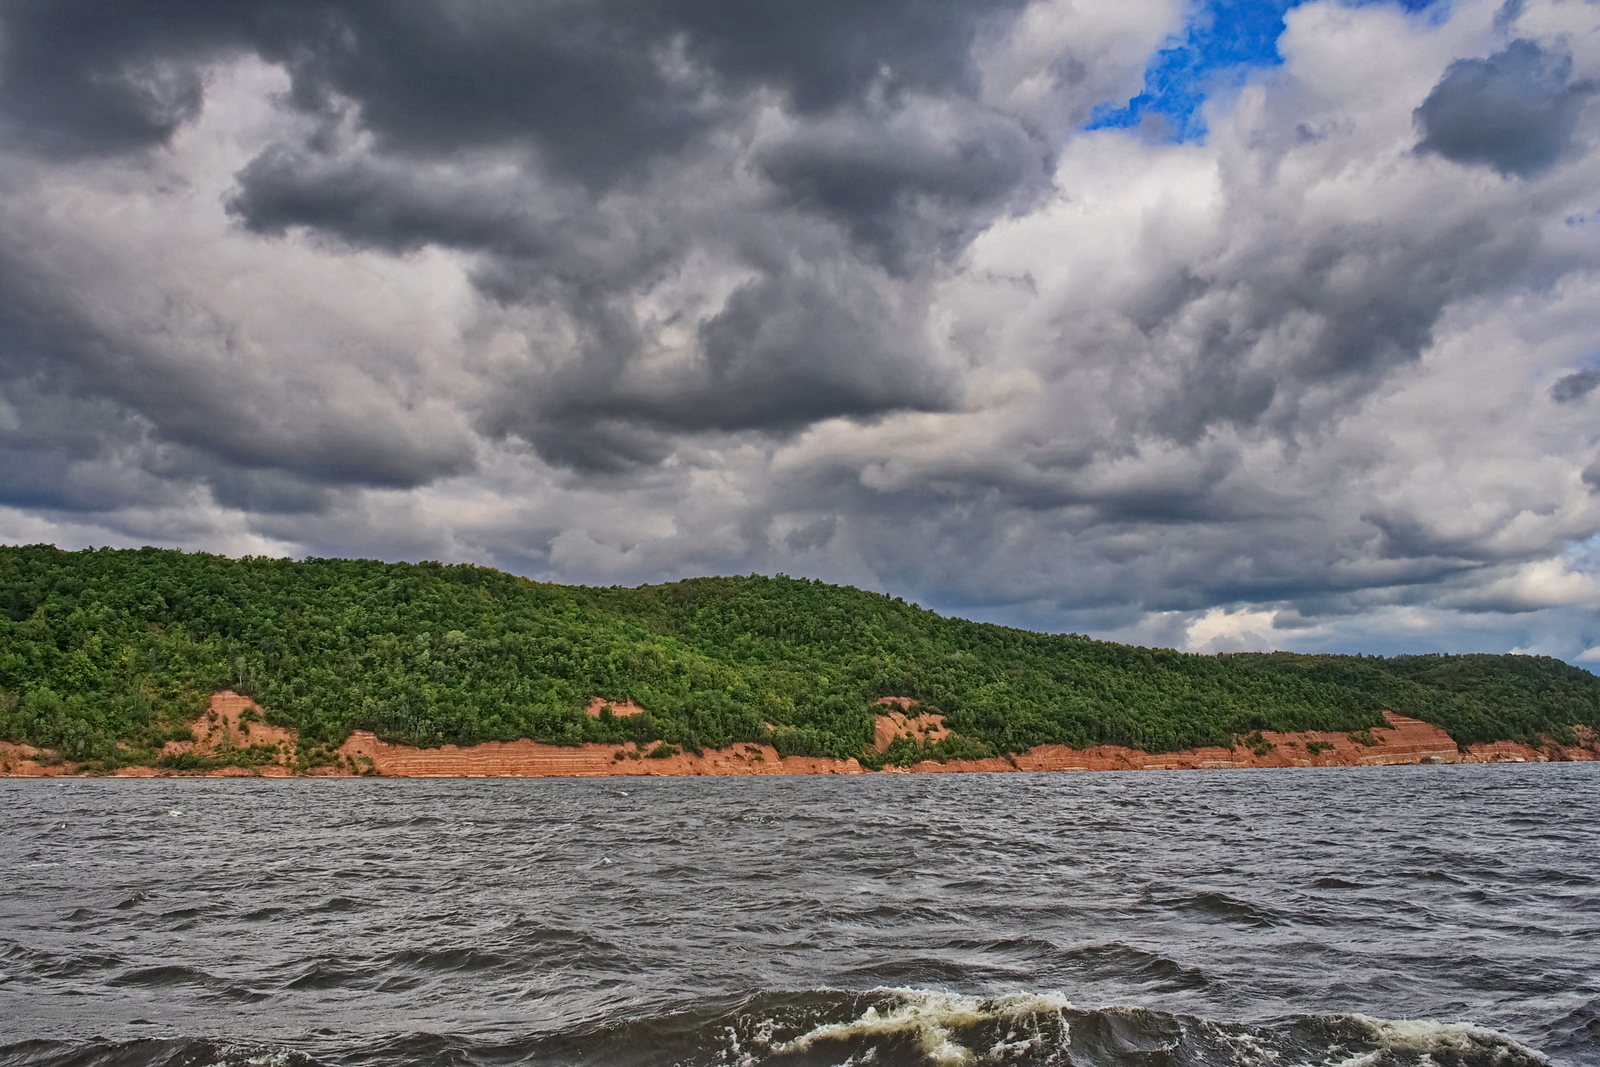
<box><xmin>2</xmin><ymin>545</ymin><xmax>1597</xmax><ymax>770</ymax></box>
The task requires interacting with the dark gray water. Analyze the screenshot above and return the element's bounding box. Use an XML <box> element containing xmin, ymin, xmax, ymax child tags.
<box><xmin>1</xmin><ymin>765</ymin><xmax>1596</xmax><ymax>1067</ymax></box>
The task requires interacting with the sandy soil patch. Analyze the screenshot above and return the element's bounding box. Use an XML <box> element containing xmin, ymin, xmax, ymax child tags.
<box><xmin>336</xmin><ymin>732</ymin><xmax>864</xmax><ymax>777</ymax></box>
<box><xmin>159</xmin><ymin>691</ymin><xmax>297</xmax><ymax>771</ymax></box>
<box><xmin>0</xmin><ymin>740</ymin><xmax>62</xmax><ymax>777</ymax></box>
<box><xmin>873</xmin><ymin>699</ymin><xmax>950</xmax><ymax>753</ymax></box>
<box><xmin>994</xmin><ymin>713</ymin><xmax>1594</xmax><ymax>772</ymax></box>
<box><xmin>1002</xmin><ymin>713</ymin><xmax>1460</xmax><ymax>772</ymax></box>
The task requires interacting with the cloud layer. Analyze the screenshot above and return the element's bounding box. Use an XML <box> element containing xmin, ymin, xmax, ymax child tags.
<box><xmin>1</xmin><ymin>0</ymin><xmax>1598</xmax><ymax>660</ymax></box>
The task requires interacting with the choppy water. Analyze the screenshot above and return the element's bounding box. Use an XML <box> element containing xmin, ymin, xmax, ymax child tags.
<box><xmin>1</xmin><ymin>766</ymin><xmax>1597</xmax><ymax>1067</ymax></box>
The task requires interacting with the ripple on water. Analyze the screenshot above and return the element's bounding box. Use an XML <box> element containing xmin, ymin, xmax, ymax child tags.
<box><xmin>0</xmin><ymin>768</ymin><xmax>1594</xmax><ymax>1066</ymax></box>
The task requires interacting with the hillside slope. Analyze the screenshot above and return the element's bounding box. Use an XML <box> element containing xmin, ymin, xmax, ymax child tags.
<box><xmin>2</xmin><ymin>545</ymin><xmax>1597</xmax><ymax>771</ymax></box>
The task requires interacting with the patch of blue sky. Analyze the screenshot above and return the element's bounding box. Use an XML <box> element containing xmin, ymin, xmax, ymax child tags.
<box><xmin>1089</xmin><ymin>0</ymin><xmax>1445</xmax><ymax>142</ymax></box>
<box><xmin>1570</xmin><ymin>535</ymin><xmax>1600</xmax><ymax>557</ymax></box>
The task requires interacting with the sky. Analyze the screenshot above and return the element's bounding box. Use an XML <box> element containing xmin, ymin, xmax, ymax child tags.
<box><xmin>1</xmin><ymin>0</ymin><xmax>1599</xmax><ymax>662</ymax></box>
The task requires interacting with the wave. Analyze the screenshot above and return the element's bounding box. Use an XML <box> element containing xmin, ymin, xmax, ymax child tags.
<box><xmin>105</xmin><ymin>964</ymin><xmax>216</xmax><ymax>989</ymax></box>
<box><xmin>0</xmin><ymin>1040</ymin><xmax>317</xmax><ymax>1067</ymax></box>
<box><xmin>754</xmin><ymin>991</ymin><xmax>1549</xmax><ymax>1067</ymax></box>
<box><xmin>765</xmin><ymin>989</ymin><xmax>1073</xmax><ymax>1066</ymax></box>
<box><xmin>1057</xmin><ymin>942</ymin><xmax>1212</xmax><ymax>993</ymax></box>
<box><xmin>0</xmin><ymin>989</ymin><xmax>1551</xmax><ymax>1067</ymax></box>
<box><xmin>1335</xmin><ymin>1015</ymin><xmax>1552</xmax><ymax>1064</ymax></box>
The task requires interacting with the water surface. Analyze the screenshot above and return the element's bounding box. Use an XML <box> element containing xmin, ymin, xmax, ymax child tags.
<box><xmin>2</xmin><ymin>765</ymin><xmax>1595</xmax><ymax>1066</ymax></box>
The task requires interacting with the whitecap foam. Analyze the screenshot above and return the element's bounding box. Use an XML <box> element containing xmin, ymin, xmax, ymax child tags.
<box><xmin>754</xmin><ymin>993</ymin><xmax>1548</xmax><ymax>1067</ymax></box>
<box><xmin>1199</xmin><ymin>1021</ymin><xmax>1279</xmax><ymax>1066</ymax></box>
<box><xmin>1327</xmin><ymin>1015</ymin><xmax>1549</xmax><ymax>1066</ymax></box>
<box><xmin>205</xmin><ymin>1044</ymin><xmax>315</xmax><ymax>1067</ymax></box>
<box><xmin>770</xmin><ymin>989</ymin><xmax>1073</xmax><ymax>1066</ymax></box>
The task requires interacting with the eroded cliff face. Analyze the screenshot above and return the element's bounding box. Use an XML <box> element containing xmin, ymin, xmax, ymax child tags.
<box><xmin>1</xmin><ymin>693</ymin><xmax>1596</xmax><ymax>777</ymax></box>
<box><xmin>903</xmin><ymin>714</ymin><xmax>1597</xmax><ymax>774</ymax></box>
<box><xmin>336</xmin><ymin>732</ymin><xmax>866</xmax><ymax>777</ymax></box>
<box><xmin>1</xmin><ymin>691</ymin><xmax>296</xmax><ymax>778</ymax></box>
<box><xmin>159</xmin><ymin>691</ymin><xmax>298</xmax><ymax>773</ymax></box>
<box><xmin>872</xmin><ymin>697</ymin><xmax>950</xmax><ymax>753</ymax></box>
<box><xmin>0</xmin><ymin>740</ymin><xmax>47</xmax><ymax>776</ymax></box>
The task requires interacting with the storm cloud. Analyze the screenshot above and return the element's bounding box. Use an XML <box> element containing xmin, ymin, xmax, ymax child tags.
<box><xmin>1551</xmin><ymin>368</ymin><xmax>1600</xmax><ymax>403</ymax></box>
<box><xmin>1</xmin><ymin>0</ymin><xmax>1599</xmax><ymax>662</ymax></box>
<box><xmin>1415</xmin><ymin>38</ymin><xmax>1594</xmax><ymax>178</ymax></box>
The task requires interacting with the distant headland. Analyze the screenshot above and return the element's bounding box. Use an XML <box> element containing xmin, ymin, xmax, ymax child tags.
<box><xmin>2</xmin><ymin>545</ymin><xmax>1597</xmax><ymax>777</ymax></box>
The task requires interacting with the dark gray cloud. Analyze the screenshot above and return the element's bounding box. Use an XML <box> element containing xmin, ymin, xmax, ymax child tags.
<box><xmin>0</xmin><ymin>256</ymin><xmax>474</xmax><ymax>498</ymax></box>
<box><xmin>1415</xmin><ymin>39</ymin><xmax>1595</xmax><ymax>178</ymax></box>
<box><xmin>668</xmin><ymin>0</ymin><xmax>1022</xmax><ymax>114</ymax></box>
<box><xmin>222</xmin><ymin>118</ymin><xmax>993</xmax><ymax>468</ymax></box>
<box><xmin>0</xmin><ymin>152</ymin><xmax>477</xmax><ymax>517</ymax></box>
<box><xmin>1</xmin><ymin>0</ymin><xmax>1037</xmax><ymax>485</ymax></box>
<box><xmin>2</xmin><ymin>0</ymin><xmax>1042</xmax><ymax>275</ymax></box>
<box><xmin>184</xmin><ymin>1</ymin><xmax>1043</xmax><ymax>469</ymax></box>
<box><xmin>0</xmin><ymin>0</ymin><xmax>232</xmax><ymax>157</ymax></box>
<box><xmin>0</xmin><ymin>0</ymin><xmax>1025</xmax><ymax>178</ymax></box>
<box><xmin>1146</xmin><ymin>215</ymin><xmax>1539</xmax><ymax>443</ymax></box>
<box><xmin>227</xmin><ymin>148</ymin><xmax>561</xmax><ymax>257</ymax></box>
<box><xmin>1492</xmin><ymin>0</ymin><xmax>1525</xmax><ymax>34</ymax></box>
<box><xmin>0</xmin><ymin>1</ymin><xmax>696</xmax><ymax>172</ymax></box>
<box><xmin>758</xmin><ymin>107</ymin><xmax>1041</xmax><ymax>271</ymax></box>
<box><xmin>0</xmin><ymin>388</ymin><xmax>170</xmax><ymax>514</ymax></box>
<box><xmin>1552</xmin><ymin>368</ymin><xmax>1600</xmax><ymax>402</ymax></box>
<box><xmin>1</xmin><ymin>0</ymin><xmax>1599</xmax><ymax>663</ymax></box>
<box><xmin>479</xmin><ymin>265</ymin><xmax>959</xmax><ymax>473</ymax></box>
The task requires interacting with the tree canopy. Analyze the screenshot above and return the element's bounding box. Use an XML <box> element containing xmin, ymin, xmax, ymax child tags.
<box><xmin>2</xmin><ymin>545</ymin><xmax>1596</xmax><ymax>769</ymax></box>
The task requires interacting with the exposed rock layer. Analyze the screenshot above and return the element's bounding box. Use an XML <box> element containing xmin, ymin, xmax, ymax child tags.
<box><xmin>1</xmin><ymin>693</ymin><xmax>1596</xmax><ymax>777</ymax></box>
<box><xmin>872</xmin><ymin>697</ymin><xmax>950</xmax><ymax>753</ymax></box>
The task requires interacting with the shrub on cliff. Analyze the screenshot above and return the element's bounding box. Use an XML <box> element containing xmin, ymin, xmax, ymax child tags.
<box><xmin>1242</xmin><ymin>731</ymin><xmax>1275</xmax><ymax>757</ymax></box>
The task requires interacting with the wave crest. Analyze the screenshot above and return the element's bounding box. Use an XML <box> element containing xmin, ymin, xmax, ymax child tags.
<box><xmin>769</xmin><ymin>990</ymin><xmax>1074</xmax><ymax>1066</ymax></box>
<box><xmin>0</xmin><ymin>992</ymin><xmax>1551</xmax><ymax>1067</ymax></box>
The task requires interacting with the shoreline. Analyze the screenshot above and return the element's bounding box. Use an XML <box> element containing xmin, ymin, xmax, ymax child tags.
<box><xmin>2</xmin><ymin>692</ymin><xmax>1596</xmax><ymax>778</ymax></box>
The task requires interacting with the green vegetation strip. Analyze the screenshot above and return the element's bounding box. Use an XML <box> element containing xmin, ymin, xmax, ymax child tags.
<box><xmin>2</xmin><ymin>545</ymin><xmax>1597</xmax><ymax>772</ymax></box>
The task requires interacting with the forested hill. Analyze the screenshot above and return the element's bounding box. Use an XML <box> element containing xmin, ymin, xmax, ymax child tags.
<box><xmin>2</xmin><ymin>544</ymin><xmax>1598</xmax><ymax>768</ymax></box>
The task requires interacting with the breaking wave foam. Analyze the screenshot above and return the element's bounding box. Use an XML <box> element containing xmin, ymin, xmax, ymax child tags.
<box><xmin>0</xmin><ymin>993</ymin><xmax>1553</xmax><ymax>1067</ymax></box>
<box><xmin>719</xmin><ymin>988</ymin><xmax>1549</xmax><ymax>1067</ymax></box>
<box><xmin>770</xmin><ymin>989</ymin><xmax>1074</xmax><ymax>1066</ymax></box>
<box><xmin>1329</xmin><ymin>1014</ymin><xmax>1550</xmax><ymax>1066</ymax></box>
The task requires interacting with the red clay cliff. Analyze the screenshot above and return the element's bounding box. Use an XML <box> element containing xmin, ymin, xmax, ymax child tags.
<box><xmin>0</xmin><ymin>692</ymin><xmax>1595</xmax><ymax>778</ymax></box>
